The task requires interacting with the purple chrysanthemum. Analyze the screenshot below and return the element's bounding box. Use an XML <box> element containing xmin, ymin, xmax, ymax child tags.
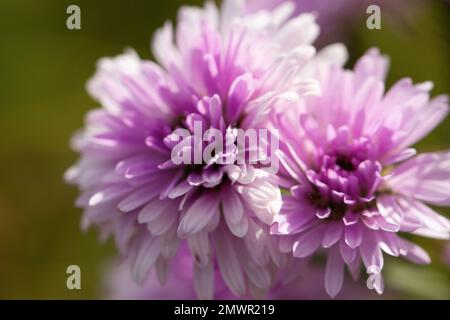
<box><xmin>65</xmin><ymin>0</ymin><xmax>331</xmax><ymax>299</ymax></box>
<box><xmin>270</xmin><ymin>48</ymin><xmax>450</xmax><ymax>297</ymax></box>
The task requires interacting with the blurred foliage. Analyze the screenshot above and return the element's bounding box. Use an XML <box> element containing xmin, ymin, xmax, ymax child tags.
<box><xmin>0</xmin><ymin>0</ymin><xmax>448</xmax><ymax>299</ymax></box>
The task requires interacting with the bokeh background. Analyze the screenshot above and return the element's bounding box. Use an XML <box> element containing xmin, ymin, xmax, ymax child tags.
<box><xmin>0</xmin><ymin>0</ymin><xmax>448</xmax><ymax>299</ymax></box>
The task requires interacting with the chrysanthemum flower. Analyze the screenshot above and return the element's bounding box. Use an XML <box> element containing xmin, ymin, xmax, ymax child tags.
<box><xmin>66</xmin><ymin>0</ymin><xmax>330</xmax><ymax>298</ymax></box>
<box><xmin>270</xmin><ymin>48</ymin><xmax>450</xmax><ymax>297</ymax></box>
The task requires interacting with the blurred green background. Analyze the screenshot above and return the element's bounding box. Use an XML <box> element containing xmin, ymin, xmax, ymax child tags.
<box><xmin>0</xmin><ymin>0</ymin><xmax>448</xmax><ymax>299</ymax></box>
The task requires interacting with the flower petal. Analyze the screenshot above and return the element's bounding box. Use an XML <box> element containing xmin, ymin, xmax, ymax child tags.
<box><xmin>324</xmin><ymin>246</ymin><xmax>344</xmax><ymax>298</ymax></box>
<box><xmin>177</xmin><ymin>195</ymin><xmax>220</xmax><ymax>238</ymax></box>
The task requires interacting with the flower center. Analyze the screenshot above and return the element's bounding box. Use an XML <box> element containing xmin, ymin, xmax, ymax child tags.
<box><xmin>335</xmin><ymin>154</ymin><xmax>356</xmax><ymax>172</ymax></box>
<box><xmin>305</xmin><ymin>138</ymin><xmax>383</xmax><ymax>220</ymax></box>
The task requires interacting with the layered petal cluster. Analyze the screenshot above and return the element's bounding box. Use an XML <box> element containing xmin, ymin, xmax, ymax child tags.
<box><xmin>104</xmin><ymin>244</ymin><xmax>376</xmax><ymax>300</ymax></box>
<box><xmin>66</xmin><ymin>0</ymin><xmax>326</xmax><ymax>299</ymax></box>
<box><xmin>271</xmin><ymin>48</ymin><xmax>450</xmax><ymax>297</ymax></box>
